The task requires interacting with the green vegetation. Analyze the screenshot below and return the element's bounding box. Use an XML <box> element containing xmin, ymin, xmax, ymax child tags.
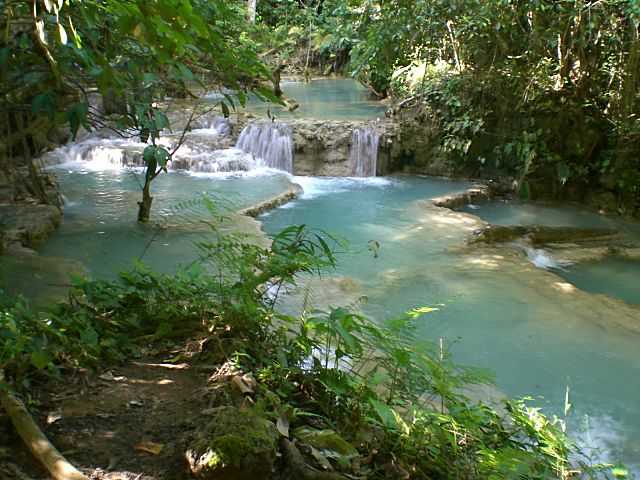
<box><xmin>2</xmin><ymin>1</ymin><xmax>639</xmax><ymax>478</ymax></box>
<box><xmin>0</xmin><ymin>222</ymin><xmax>626</xmax><ymax>478</ymax></box>
<box><xmin>255</xmin><ymin>0</ymin><xmax>640</xmax><ymax>214</ymax></box>
<box><xmin>1</xmin><ymin>0</ymin><xmax>274</xmax><ymax>220</ymax></box>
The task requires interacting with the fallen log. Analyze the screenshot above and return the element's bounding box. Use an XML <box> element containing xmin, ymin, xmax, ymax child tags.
<box><xmin>0</xmin><ymin>371</ymin><xmax>88</xmax><ymax>480</ymax></box>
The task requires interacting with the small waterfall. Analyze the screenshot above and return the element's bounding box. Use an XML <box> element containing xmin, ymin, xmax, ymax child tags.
<box><xmin>171</xmin><ymin>148</ymin><xmax>253</xmax><ymax>173</ymax></box>
<box><xmin>512</xmin><ymin>241</ymin><xmax>573</xmax><ymax>270</ymax></box>
<box><xmin>192</xmin><ymin>115</ymin><xmax>232</xmax><ymax>135</ymax></box>
<box><xmin>41</xmin><ymin>136</ymin><xmax>255</xmax><ymax>174</ymax></box>
<box><xmin>236</xmin><ymin>122</ymin><xmax>294</xmax><ymax>173</ymax></box>
<box><xmin>350</xmin><ymin>127</ymin><xmax>380</xmax><ymax>177</ymax></box>
<box><xmin>39</xmin><ymin>138</ymin><xmax>146</xmax><ymax>169</ymax></box>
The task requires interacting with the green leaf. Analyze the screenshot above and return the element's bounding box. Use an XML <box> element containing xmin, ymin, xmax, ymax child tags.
<box><xmin>0</xmin><ymin>47</ymin><xmax>9</xmax><ymax>67</ymax></box>
<box><xmin>31</xmin><ymin>350</ymin><xmax>51</xmax><ymax>370</ymax></box>
<box><xmin>32</xmin><ymin>93</ymin><xmax>56</xmax><ymax>119</ymax></box>
<box><xmin>68</xmin><ymin>17</ymin><xmax>81</xmax><ymax>48</ymax></box>
<box><xmin>154</xmin><ymin>147</ymin><xmax>170</xmax><ymax>168</ymax></box>
<box><xmin>80</xmin><ymin>327</ymin><xmax>98</xmax><ymax>346</ymax></box>
<box><xmin>369</xmin><ymin>399</ymin><xmax>398</xmax><ymax>430</ymax></box>
<box><xmin>143</xmin><ymin>145</ymin><xmax>157</xmax><ymax>164</ymax></box>
<box><xmin>66</xmin><ymin>102</ymin><xmax>89</xmax><ymax>140</ymax></box>
<box><xmin>220</xmin><ymin>101</ymin><xmax>230</xmax><ymax>118</ymax></box>
<box><xmin>176</xmin><ymin>63</ymin><xmax>195</xmax><ymax>81</ymax></box>
<box><xmin>154</xmin><ymin>111</ymin><xmax>170</xmax><ymax>131</ymax></box>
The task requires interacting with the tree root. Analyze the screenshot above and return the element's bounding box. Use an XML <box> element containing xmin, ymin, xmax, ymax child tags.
<box><xmin>280</xmin><ymin>438</ymin><xmax>348</xmax><ymax>480</ymax></box>
<box><xmin>0</xmin><ymin>371</ymin><xmax>88</xmax><ymax>480</ymax></box>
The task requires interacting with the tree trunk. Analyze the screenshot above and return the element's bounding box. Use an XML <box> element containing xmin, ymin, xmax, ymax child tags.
<box><xmin>138</xmin><ymin>181</ymin><xmax>153</xmax><ymax>222</ymax></box>
<box><xmin>247</xmin><ymin>0</ymin><xmax>257</xmax><ymax>23</ymax></box>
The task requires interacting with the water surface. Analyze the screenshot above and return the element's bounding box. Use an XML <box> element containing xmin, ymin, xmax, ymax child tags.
<box><xmin>558</xmin><ymin>258</ymin><xmax>640</xmax><ymax>305</ymax></box>
<box><xmin>262</xmin><ymin>177</ymin><xmax>640</xmax><ymax>473</ymax></box>
<box><xmin>239</xmin><ymin>79</ymin><xmax>386</xmax><ymax>120</ymax></box>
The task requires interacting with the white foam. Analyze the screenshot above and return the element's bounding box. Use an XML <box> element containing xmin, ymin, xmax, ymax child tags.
<box><xmin>292</xmin><ymin>175</ymin><xmax>394</xmax><ymax>200</ymax></box>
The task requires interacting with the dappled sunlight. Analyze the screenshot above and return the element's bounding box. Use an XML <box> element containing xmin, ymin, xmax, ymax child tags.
<box><xmin>464</xmin><ymin>254</ymin><xmax>506</xmax><ymax>270</ymax></box>
<box><xmin>126</xmin><ymin>377</ymin><xmax>176</xmax><ymax>386</ymax></box>
<box><xmin>552</xmin><ymin>281</ymin><xmax>577</xmax><ymax>293</ymax></box>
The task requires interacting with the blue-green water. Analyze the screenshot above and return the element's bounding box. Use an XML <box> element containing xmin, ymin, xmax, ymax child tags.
<box><xmin>460</xmin><ymin>200</ymin><xmax>619</xmax><ymax>229</ymax></box>
<box><xmin>5</xmin><ymin>77</ymin><xmax>640</xmax><ymax>474</ymax></box>
<box><xmin>262</xmin><ymin>176</ymin><xmax>640</xmax><ymax>473</ymax></box>
<box><xmin>239</xmin><ymin>79</ymin><xmax>386</xmax><ymax>120</ymax></box>
<box><xmin>559</xmin><ymin>258</ymin><xmax>640</xmax><ymax>305</ymax></box>
<box><xmin>38</xmin><ymin>163</ymin><xmax>293</xmax><ymax>279</ymax></box>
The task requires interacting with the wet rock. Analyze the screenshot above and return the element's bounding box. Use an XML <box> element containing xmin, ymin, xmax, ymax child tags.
<box><xmin>185</xmin><ymin>406</ymin><xmax>278</xmax><ymax>480</ymax></box>
<box><xmin>432</xmin><ymin>184</ymin><xmax>491</xmax><ymax>209</ymax></box>
<box><xmin>0</xmin><ymin>203</ymin><xmax>62</xmax><ymax>248</ymax></box>
<box><xmin>471</xmin><ymin>225</ymin><xmax>620</xmax><ymax>246</ymax></box>
<box><xmin>239</xmin><ymin>184</ymin><xmax>302</xmax><ymax>217</ymax></box>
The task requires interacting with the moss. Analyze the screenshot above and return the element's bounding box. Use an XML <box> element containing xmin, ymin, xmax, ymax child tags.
<box><xmin>187</xmin><ymin>406</ymin><xmax>278</xmax><ymax>480</ymax></box>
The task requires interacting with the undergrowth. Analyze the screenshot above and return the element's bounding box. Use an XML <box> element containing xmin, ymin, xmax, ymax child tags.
<box><xmin>0</xmin><ymin>220</ymin><xmax>627</xmax><ymax>479</ymax></box>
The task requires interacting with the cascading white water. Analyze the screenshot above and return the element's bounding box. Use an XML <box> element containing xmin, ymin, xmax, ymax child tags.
<box><xmin>171</xmin><ymin>148</ymin><xmax>253</xmax><ymax>173</ymax></box>
<box><xmin>511</xmin><ymin>240</ymin><xmax>573</xmax><ymax>270</ymax></box>
<box><xmin>39</xmin><ymin>115</ymin><xmax>256</xmax><ymax>173</ymax></box>
<box><xmin>192</xmin><ymin>115</ymin><xmax>232</xmax><ymax>135</ymax></box>
<box><xmin>38</xmin><ymin>138</ymin><xmax>146</xmax><ymax>169</ymax></box>
<box><xmin>350</xmin><ymin>127</ymin><xmax>380</xmax><ymax>177</ymax></box>
<box><xmin>236</xmin><ymin>122</ymin><xmax>294</xmax><ymax>173</ymax></box>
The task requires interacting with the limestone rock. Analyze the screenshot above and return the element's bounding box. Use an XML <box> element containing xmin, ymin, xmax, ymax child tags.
<box><xmin>0</xmin><ymin>203</ymin><xmax>62</xmax><ymax>248</ymax></box>
<box><xmin>471</xmin><ymin>225</ymin><xmax>620</xmax><ymax>246</ymax></box>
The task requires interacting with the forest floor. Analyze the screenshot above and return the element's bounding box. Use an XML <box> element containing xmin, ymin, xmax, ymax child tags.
<box><xmin>1</xmin><ymin>338</ymin><xmax>212</xmax><ymax>479</ymax></box>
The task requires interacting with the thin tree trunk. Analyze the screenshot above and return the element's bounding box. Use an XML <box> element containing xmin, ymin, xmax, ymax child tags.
<box><xmin>446</xmin><ymin>20</ymin><xmax>462</xmax><ymax>72</ymax></box>
<box><xmin>247</xmin><ymin>0</ymin><xmax>257</xmax><ymax>23</ymax></box>
<box><xmin>138</xmin><ymin>180</ymin><xmax>153</xmax><ymax>222</ymax></box>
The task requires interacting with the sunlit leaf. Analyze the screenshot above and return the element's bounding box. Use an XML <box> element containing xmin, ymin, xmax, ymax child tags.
<box><xmin>58</xmin><ymin>23</ymin><xmax>68</xmax><ymax>45</ymax></box>
<box><xmin>36</xmin><ymin>19</ymin><xmax>47</xmax><ymax>45</ymax></box>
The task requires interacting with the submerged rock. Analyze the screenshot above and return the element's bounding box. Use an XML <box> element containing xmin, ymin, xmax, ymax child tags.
<box><xmin>185</xmin><ymin>406</ymin><xmax>278</xmax><ymax>480</ymax></box>
<box><xmin>471</xmin><ymin>225</ymin><xmax>620</xmax><ymax>246</ymax></box>
<box><xmin>0</xmin><ymin>203</ymin><xmax>62</xmax><ymax>249</ymax></box>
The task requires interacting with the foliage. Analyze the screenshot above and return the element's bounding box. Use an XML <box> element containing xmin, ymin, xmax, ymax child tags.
<box><xmin>0</xmin><ymin>220</ymin><xmax>627</xmax><ymax>478</ymax></box>
<box><xmin>351</xmin><ymin>0</ymin><xmax>640</xmax><ymax>210</ymax></box>
<box><xmin>255</xmin><ymin>0</ymin><xmax>640</xmax><ymax>212</ymax></box>
<box><xmin>1</xmin><ymin>0</ymin><xmax>274</xmax><ymax>219</ymax></box>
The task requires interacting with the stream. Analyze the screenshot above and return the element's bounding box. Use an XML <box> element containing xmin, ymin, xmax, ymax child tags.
<box><xmin>3</xmin><ymin>79</ymin><xmax>640</xmax><ymax>475</ymax></box>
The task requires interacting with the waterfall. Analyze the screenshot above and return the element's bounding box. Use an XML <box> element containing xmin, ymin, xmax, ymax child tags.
<box><xmin>40</xmin><ymin>137</ymin><xmax>254</xmax><ymax>173</ymax></box>
<box><xmin>171</xmin><ymin>148</ymin><xmax>253</xmax><ymax>173</ymax></box>
<box><xmin>38</xmin><ymin>138</ymin><xmax>146</xmax><ymax>169</ymax></box>
<box><xmin>192</xmin><ymin>115</ymin><xmax>231</xmax><ymax>135</ymax></box>
<box><xmin>350</xmin><ymin>127</ymin><xmax>380</xmax><ymax>177</ymax></box>
<box><xmin>236</xmin><ymin>122</ymin><xmax>294</xmax><ymax>173</ymax></box>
